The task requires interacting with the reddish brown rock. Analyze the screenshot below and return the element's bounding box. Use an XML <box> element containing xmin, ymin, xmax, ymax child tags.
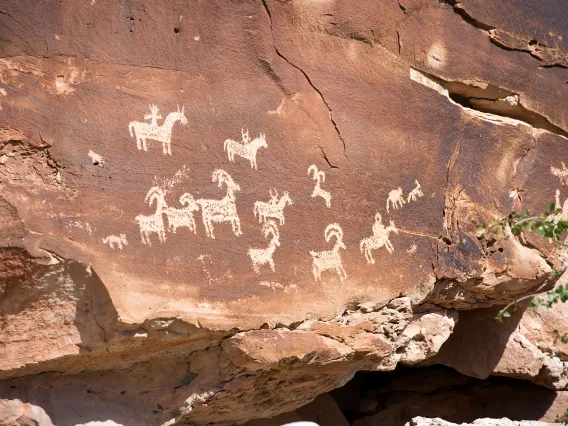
<box><xmin>1</xmin><ymin>0</ymin><xmax>567</xmax><ymax>424</ymax></box>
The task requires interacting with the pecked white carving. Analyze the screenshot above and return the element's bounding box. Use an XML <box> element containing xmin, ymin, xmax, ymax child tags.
<box><xmin>196</xmin><ymin>169</ymin><xmax>242</xmax><ymax>239</ymax></box>
<box><xmin>164</xmin><ymin>193</ymin><xmax>199</xmax><ymax>234</ymax></box>
<box><xmin>551</xmin><ymin>189</ymin><xmax>568</xmax><ymax>223</ymax></box>
<box><xmin>360</xmin><ymin>213</ymin><xmax>399</xmax><ymax>264</ymax></box>
<box><xmin>253</xmin><ymin>189</ymin><xmax>293</xmax><ymax>225</ymax></box>
<box><xmin>552</xmin><ymin>162</ymin><xmax>568</xmax><ymax>186</ymax></box>
<box><xmin>128</xmin><ymin>104</ymin><xmax>187</xmax><ymax>155</ymax></box>
<box><xmin>224</xmin><ymin>129</ymin><xmax>268</xmax><ymax>169</ymax></box>
<box><xmin>386</xmin><ymin>187</ymin><xmax>405</xmax><ymax>212</ymax></box>
<box><xmin>310</xmin><ymin>223</ymin><xmax>347</xmax><ymax>281</ymax></box>
<box><xmin>308</xmin><ymin>165</ymin><xmax>332</xmax><ymax>208</ymax></box>
<box><xmin>248</xmin><ymin>220</ymin><xmax>280</xmax><ymax>274</ymax></box>
<box><xmin>135</xmin><ymin>186</ymin><xmax>168</xmax><ymax>245</ymax></box>
<box><xmin>407</xmin><ymin>180</ymin><xmax>424</xmax><ymax>203</ymax></box>
<box><xmin>102</xmin><ymin>234</ymin><xmax>128</xmax><ymax>250</ymax></box>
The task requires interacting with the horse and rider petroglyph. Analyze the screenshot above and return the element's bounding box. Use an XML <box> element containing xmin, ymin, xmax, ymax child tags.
<box><xmin>249</xmin><ymin>220</ymin><xmax>280</xmax><ymax>274</ymax></box>
<box><xmin>308</xmin><ymin>165</ymin><xmax>332</xmax><ymax>208</ymax></box>
<box><xmin>129</xmin><ymin>104</ymin><xmax>187</xmax><ymax>155</ymax></box>
<box><xmin>360</xmin><ymin>213</ymin><xmax>399</xmax><ymax>264</ymax></box>
<box><xmin>310</xmin><ymin>224</ymin><xmax>347</xmax><ymax>281</ymax></box>
<box><xmin>135</xmin><ymin>186</ymin><xmax>168</xmax><ymax>245</ymax></box>
<box><xmin>196</xmin><ymin>169</ymin><xmax>242</xmax><ymax>239</ymax></box>
<box><xmin>253</xmin><ymin>189</ymin><xmax>293</xmax><ymax>225</ymax></box>
<box><xmin>224</xmin><ymin>129</ymin><xmax>268</xmax><ymax>169</ymax></box>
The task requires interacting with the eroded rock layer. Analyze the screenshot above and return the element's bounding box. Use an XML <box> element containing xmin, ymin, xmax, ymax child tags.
<box><xmin>1</xmin><ymin>0</ymin><xmax>567</xmax><ymax>424</ymax></box>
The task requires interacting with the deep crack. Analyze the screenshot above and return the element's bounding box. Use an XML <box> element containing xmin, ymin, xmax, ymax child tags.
<box><xmin>260</xmin><ymin>0</ymin><xmax>349</xmax><ymax>161</ymax></box>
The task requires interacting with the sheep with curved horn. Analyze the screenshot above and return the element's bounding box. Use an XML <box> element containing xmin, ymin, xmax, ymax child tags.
<box><xmin>308</xmin><ymin>165</ymin><xmax>331</xmax><ymax>208</ymax></box>
<box><xmin>248</xmin><ymin>220</ymin><xmax>281</xmax><ymax>274</ymax></box>
<box><xmin>135</xmin><ymin>186</ymin><xmax>168</xmax><ymax>245</ymax></box>
<box><xmin>309</xmin><ymin>223</ymin><xmax>347</xmax><ymax>281</ymax></box>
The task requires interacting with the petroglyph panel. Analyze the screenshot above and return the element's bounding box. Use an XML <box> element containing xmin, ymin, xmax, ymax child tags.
<box><xmin>224</xmin><ymin>129</ymin><xmax>267</xmax><ymax>169</ymax></box>
<box><xmin>129</xmin><ymin>105</ymin><xmax>187</xmax><ymax>155</ymax></box>
<box><xmin>310</xmin><ymin>224</ymin><xmax>347</xmax><ymax>281</ymax></box>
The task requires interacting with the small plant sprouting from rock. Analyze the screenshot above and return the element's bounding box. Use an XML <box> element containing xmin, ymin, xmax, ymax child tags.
<box><xmin>477</xmin><ymin>204</ymin><xmax>568</xmax><ymax>322</ymax></box>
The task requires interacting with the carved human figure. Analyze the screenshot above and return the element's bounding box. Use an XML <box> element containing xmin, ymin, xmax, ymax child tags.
<box><xmin>253</xmin><ymin>189</ymin><xmax>293</xmax><ymax>225</ymax></box>
<box><xmin>360</xmin><ymin>213</ymin><xmax>399</xmax><ymax>264</ymax></box>
<box><xmin>386</xmin><ymin>187</ymin><xmax>405</xmax><ymax>212</ymax></box>
<box><xmin>310</xmin><ymin>223</ymin><xmax>347</xmax><ymax>281</ymax></box>
<box><xmin>164</xmin><ymin>193</ymin><xmax>200</xmax><ymax>234</ymax></box>
<box><xmin>102</xmin><ymin>234</ymin><xmax>128</xmax><ymax>250</ymax></box>
<box><xmin>196</xmin><ymin>169</ymin><xmax>242</xmax><ymax>239</ymax></box>
<box><xmin>224</xmin><ymin>129</ymin><xmax>268</xmax><ymax>169</ymax></box>
<box><xmin>128</xmin><ymin>104</ymin><xmax>187</xmax><ymax>155</ymax></box>
<box><xmin>135</xmin><ymin>186</ymin><xmax>168</xmax><ymax>245</ymax></box>
<box><xmin>407</xmin><ymin>180</ymin><xmax>424</xmax><ymax>203</ymax></box>
<box><xmin>248</xmin><ymin>220</ymin><xmax>280</xmax><ymax>274</ymax></box>
<box><xmin>308</xmin><ymin>165</ymin><xmax>331</xmax><ymax>208</ymax></box>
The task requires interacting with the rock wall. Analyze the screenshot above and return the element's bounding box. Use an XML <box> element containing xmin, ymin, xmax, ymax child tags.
<box><xmin>1</xmin><ymin>0</ymin><xmax>567</xmax><ymax>424</ymax></box>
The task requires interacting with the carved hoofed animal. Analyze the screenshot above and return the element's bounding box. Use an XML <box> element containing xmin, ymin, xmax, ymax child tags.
<box><xmin>135</xmin><ymin>186</ymin><xmax>168</xmax><ymax>245</ymax></box>
<box><xmin>128</xmin><ymin>105</ymin><xmax>187</xmax><ymax>155</ymax></box>
<box><xmin>224</xmin><ymin>129</ymin><xmax>268</xmax><ymax>169</ymax></box>
<box><xmin>310</xmin><ymin>223</ymin><xmax>347</xmax><ymax>281</ymax></box>
<box><xmin>253</xmin><ymin>189</ymin><xmax>293</xmax><ymax>225</ymax></box>
<box><xmin>102</xmin><ymin>234</ymin><xmax>128</xmax><ymax>250</ymax></box>
<box><xmin>308</xmin><ymin>165</ymin><xmax>331</xmax><ymax>208</ymax></box>
<box><xmin>196</xmin><ymin>169</ymin><xmax>242</xmax><ymax>239</ymax></box>
<box><xmin>164</xmin><ymin>193</ymin><xmax>199</xmax><ymax>234</ymax></box>
<box><xmin>360</xmin><ymin>213</ymin><xmax>399</xmax><ymax>264</ymax></box>
<box><xmin>248</xmin><ymin>220</ymin><xmax>280</xmax><ymax>274</ymax></box>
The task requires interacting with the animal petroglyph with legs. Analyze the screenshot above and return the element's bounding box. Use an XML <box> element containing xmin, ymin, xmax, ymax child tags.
<box><xmin>308</xmin><ymin>165</ymin><xmax>332</xmax><ymax>208</ymax></box>
<box><xmin>135</xmin><ymin>186</ymin><xmax>168</xmax><ymax>245</ymax></box>
<box><xmin>552</xmin><ymin>162</ymin><xmax>568</xmax><ymax>186</ymax></box>
<box><xmin>248</xmin><ymin>220</ymin><xmax>280</xmax><ymax>274</ymax></box>
<box><xmin>129</xmin><ymin>104</ymin><xmax>187</xmax><ymax>155</ymax></box>
<box><xmin>360</xmin><ymin>213</ymin><xmax>399</xmax><ymax>264</ymax></box>
<box><xmin>253</xmin><ymin>189</ymin><xmax>293</xmax><ymax>225</ymax></box>
<box><xmin>164</xmin><ymin>193</ymin><xmax>200</xmax><ymax>234</ymax></box>
<box><xmin>407</xmin><ymin>180</ymin><xmax>424</xmax><ymax>203</ymax></box>
<box><xmin>196</xmin><ymin>169</ymin><xmax>242</xmax><ymax>239</ymax></box>
<box><xmin>310</xmin><ymin>223</ymin><xmax>347</xmax><ymax>281</ymax></box>
<box><xmin>102</xmin><ymin>234</ymin><xmax>128</xmax><ymax>250</ymax></box>
<box><xmin>386</xmin><ymin>187</ymin><xmax>405</xmax><ymax>212</ymax></box>
<box><xmin>224</xmin><ymin>129</ymin><xmax>268</xmax><ymax>169</ymax></box>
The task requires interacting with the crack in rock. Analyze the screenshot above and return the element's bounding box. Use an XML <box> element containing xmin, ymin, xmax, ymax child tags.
<box><xmin>260</xmin><ymin>0</ymin><xmax>349</xmax><ymax>162</ymax></box>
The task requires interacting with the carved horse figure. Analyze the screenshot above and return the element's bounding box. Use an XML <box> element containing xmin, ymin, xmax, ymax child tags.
<box><xmin>135</xmin><ymin>186</ymin><xmax>168</xmax><ymax>245</ymax></box>
<box><xmin>196</xmin><ymin>169</ymin><xmax>242</xmax><ymax>239</ymax></box>
<box><xmin>164</xmin><ymin>193</ymin><xmax>200</xmax><ymax>234</ymax></box>
<box><xmin>360</xmin><ymin>213</ymin><xmax>399</xmax><ymax>264</ymax></box>
<box><xmin>102</xmin><ymin>234</ymin><xmax>128</xmax><ymax>250</ymax></box>
<box><xmin>129</xmin><ymin>104</ymin><xmax>187</xmax><ymax>155</ymax></box>
<box><xmin>248</xmin><ymin>220</ymin><xmax>280</xmax><ymax>274</ymax></box>
<box><xmin>224</xmin><ymin>129</ymin><xmax>268</xmax><ymax>169</ymax></box>
<box><xmin>253</xmin><ymin>189</ymin><xmax>294</xmax><ymax>225</ymax></box>
<box><xmin>308</xmin><ymin>165</ymin><xmax>332</xmax><ymax>208</ymax></box>
<box><xmin>310</xmin><ymin>223</ymin><xmax>347</xmax><ymax>281</ymax></box>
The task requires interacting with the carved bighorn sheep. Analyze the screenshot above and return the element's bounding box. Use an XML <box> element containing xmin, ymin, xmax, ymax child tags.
<box><xmin>310</xmin><ymin>223</ymin><xmax>347</xmax><ymax>281</ymax></box>
<box><xmin>248</xmin><ymin>220</ymin><xmax>280</xmax><ymax>274</ymax></box>
<box><xmin>196</xmin><ymin>169</ymin><xmax>242</xmax><ymax>239</ymax></box>
<box><xmin>308</xmin><ymin>165</ymin><xmax>332</xmax><ymax>208</ymax></box>
<box><xmin>164</xmin><ymin>193</ymin><xmax>200</xmax><ymax>234</ymax></box>
<box><xmin>135</xmin><ymin>186</ymin><xmax>168</xmax><ymax>245</ymax></box>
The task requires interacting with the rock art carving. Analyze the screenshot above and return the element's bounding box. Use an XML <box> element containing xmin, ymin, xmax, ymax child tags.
<box><xmin>386</xmin><ymin>187</ymin><xmax>405</xmax><ymax>212</ymax></box>
<box><xmin>407</xmin><ymin>180</ymin><xmax>424</xmax><ymax>203</ymax></box>
<box><xmin>308</xmin><ymin>165</ymin><xmax>332</xmax><ymax>208</ymax></box>
<box><xmin>551</xmin><ymin>189</ymin><xmax>568</xmax><ymax>223</ymax></box>
<box><xmin>102</xmin><ymin>234</ymin><xmax>128</xmax><ymax>250</ymax></box>
<box><xmin>128</xmin><ymin>104</ymin><xmax>187</xmax><ymax>155</ymax></box>
<box><xmin>253</xmin><ymin>189</ymin><xmax>293</xmax><ymax>225</ymax></box>
<box><xmin>197</xmin><ymin>254</ymin><xmax>233</xmax><ymax>286</ymax></box>
<box><xmin>164</xmin><ymin>193</ymin><xmax>199</xmax><ymax>234</ymax></box>
<box><xmin>551</xmin><ymin>162</ymin><xmax>568</xmax><ymax>186</ymax></box>
<box><xmin>407</xmin><ymin>244</ymin><xmax>417</xmax><ymax>255</ymax></box>
<box><xmin>88</xmin><ymin>150</ymin><xmax>103</xmax><ymax>166</ymax></box>
<box><xmin>360</xmin><ymin>213</ymin><xmax>399</xmax><ymax>264</ymax></box>
<box><xmin>135</xmin><ymin>186</ymin><xmax>168</xmax><ymax>245</ymax></box>
<box><xmin>310</xmin><ymin>223</ymin><xmax>347</xmax><ymax>281</ymax></box>
<box><xmin>196</xmin><ymin>169</ymin><xmax>242</xmax><ymax>239</ymax></box>
<box><xmin>223</xmin><ymin>129</ymin><xmax>267</xmax><ymax>169</ymax></box>
<box><xmin>248</xmin><ymin>220</ymin><xmax>280</xmax><ymax>274</ymax></box>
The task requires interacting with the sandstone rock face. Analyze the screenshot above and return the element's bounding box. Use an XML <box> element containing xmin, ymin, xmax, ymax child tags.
<box><xmin>405</xmin><ymin>418</ymin><xmax>550</xmax><ymax>426</ymax></box>
<box><xmin>1</xmin><ymin>0</ymin><xmax>568</xmax><ymax>424</ymax></box>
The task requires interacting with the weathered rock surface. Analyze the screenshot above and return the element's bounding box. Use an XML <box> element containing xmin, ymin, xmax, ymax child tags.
<box><xmin>1</xmin><ymin>0</ymin><xmax>568</xmax><ymax>424</ymax></box>
<box><xmin>405</xmin><ymin>418</ymin><xmax>550</xmax><ymax>426</ymax></box>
